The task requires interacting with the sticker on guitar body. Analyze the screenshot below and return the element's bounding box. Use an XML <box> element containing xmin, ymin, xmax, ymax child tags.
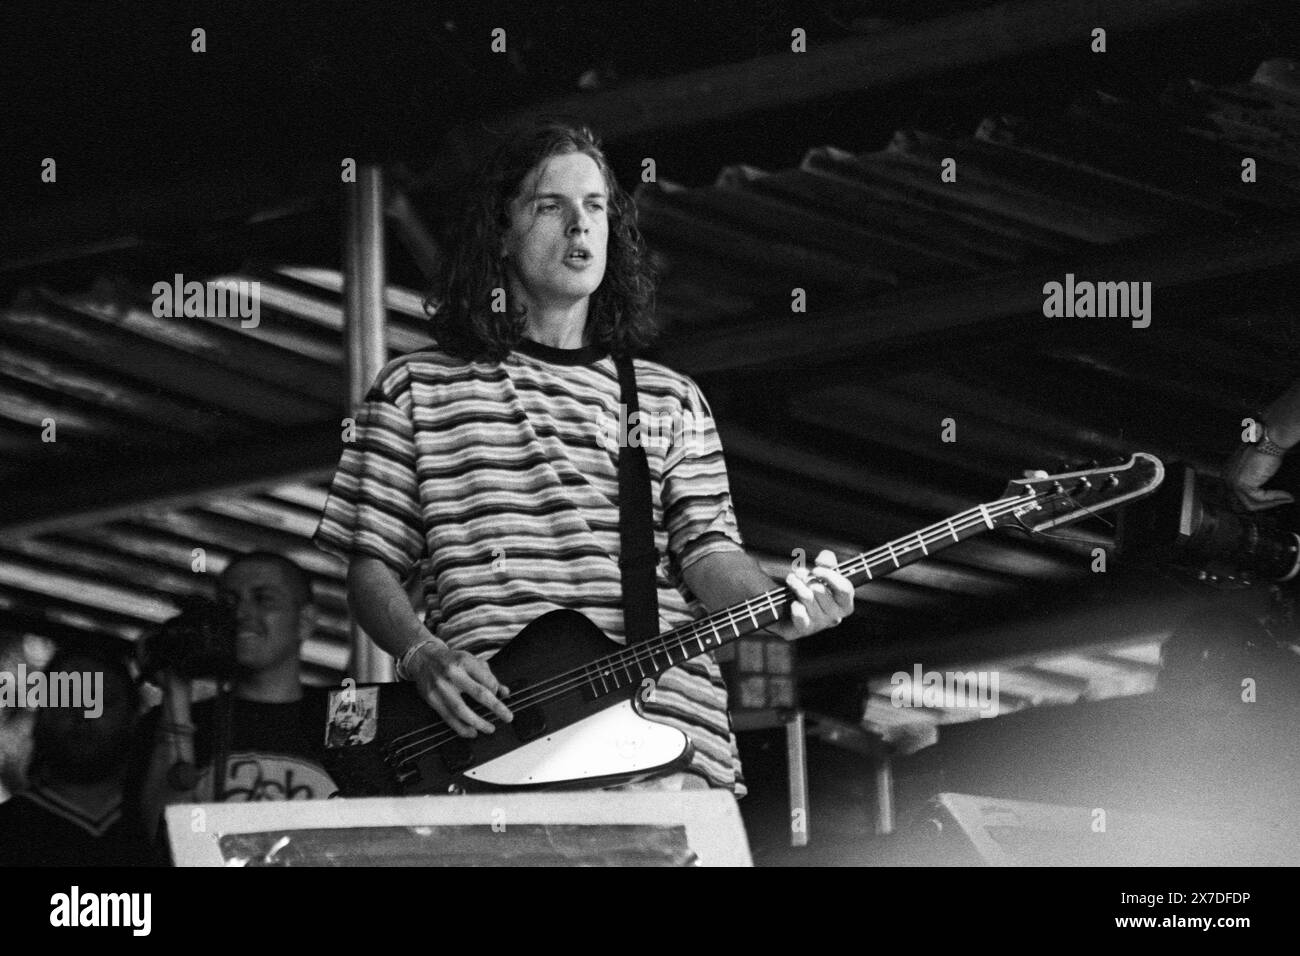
<box><xmin>325</xmin><ymin>685</ymin><xmax>378</xmax><ymax>748</ymax></box>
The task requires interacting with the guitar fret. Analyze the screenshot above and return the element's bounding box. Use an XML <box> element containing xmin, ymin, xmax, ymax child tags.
<box><xmin>748</xmin><ymin>603</ymin><xmax>760</xmax><ymax>629</ymax></box>
<box><xmin>979</xmin><ymin>505</ymin><xmax>994</xmax><ymax>530</ymax></box>
<box><xmin>622</xmin><ymin>658</ymin><xmax>634</xmax><ymax>685</ymax></box>
<box><xmin>766</xmin><ymin>591</ymin><xmax>780</xmax><ymax>626</ymax></box>
<box><xmin>635</xmin><ymin>656</ymin><xmax>647</xmax><ymax>678</ymax></box>
<box><xmin>598</xmin><ymin>669</ymin><xmax>609</xmax><ymax>694</ymax></box>
<box><xmin>886</xmin><ymin>541</ymin><xmax>900</xmax><ymax>567</ymax></box>
<box><xmin>695</xmin><ymin>629</ymin><xmax>707</xmax><ymax>652</ymax></box>
<box><xmin>917</xmin><ymin>533</ymin><xmax>929</xmax><ymax>556</ymax></box>
<box><xmin>730</xmin><ymin>617</ymin><xmax>741</xmax><ymax>637</ymax></box>
<box><xmin>947</xmin><ymin>519</ymin><xmax>959</xmax><ymax>542</ymax></box>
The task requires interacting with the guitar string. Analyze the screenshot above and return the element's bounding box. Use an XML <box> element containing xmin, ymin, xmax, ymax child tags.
<box><xmin>384</xmin><ymin>490</ymin><xmax>1059</xmax><ymax>764</ymax></box>
<box><xmin>391</xmin><ymin>467</ymin><xmax>1145</xmax><ymax>765</ymax></box>
<box><xmin>385</xmin><ymin>492</ymin><xmax>1060</xmax><ymax>764</ymax></box>
<box><xmin>383</xmin><ymin>491</ymin><xmax>1063</xmax><ymax>764</ymax></box>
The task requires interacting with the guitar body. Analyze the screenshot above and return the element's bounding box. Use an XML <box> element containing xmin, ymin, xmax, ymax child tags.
<box><xmin>323</xmin><ymin>609</ymin><xmax>693</xmax><ymax>796</ymax></box>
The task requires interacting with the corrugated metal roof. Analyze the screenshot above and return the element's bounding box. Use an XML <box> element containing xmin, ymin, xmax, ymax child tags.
<box><xmin>3</xmin><ymin>62</ymin><xmax>1299</xmax><ymax>714</ymax></box>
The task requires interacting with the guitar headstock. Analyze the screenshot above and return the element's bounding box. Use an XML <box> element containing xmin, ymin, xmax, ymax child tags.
<box><xmin>997</xmin><ymin>453</ymin><xmax>1165</xmax><ymax>533</ymax></box>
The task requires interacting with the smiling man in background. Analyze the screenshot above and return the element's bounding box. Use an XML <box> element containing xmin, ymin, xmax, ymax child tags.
<box><xmin>141</xmin><ymin>551</ymin><xmax>338</xmax><ymax>840</ymax></box>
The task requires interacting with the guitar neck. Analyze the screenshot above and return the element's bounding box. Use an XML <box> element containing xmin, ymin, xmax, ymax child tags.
<box><xmin>597</xmin><ymin>491</ymin><xmax>1037</xmax><ymax>685</ymax></box>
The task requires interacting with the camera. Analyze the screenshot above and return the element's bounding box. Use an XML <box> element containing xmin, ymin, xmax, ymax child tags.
<box><xmin>138</xmin><ymin>594</ymin><xmax>240</xmax><ymax>680</ymax></box>
<box><xmin>1117</xmin><ymin>464</ymin><xmax>1300</xmax><ymax>587</ymax></box>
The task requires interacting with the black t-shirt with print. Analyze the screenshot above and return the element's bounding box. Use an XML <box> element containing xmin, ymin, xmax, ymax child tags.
<box><xmin>149</xmin><ymin>688</ymin><xmax>339</xmax><ymax>802</ymax></box>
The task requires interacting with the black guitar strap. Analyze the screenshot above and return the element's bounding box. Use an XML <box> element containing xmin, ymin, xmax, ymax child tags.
<box><xmin>614</xmin><ymin>354</ymin><xmax>659</xmax><ymax>646</ymax></box>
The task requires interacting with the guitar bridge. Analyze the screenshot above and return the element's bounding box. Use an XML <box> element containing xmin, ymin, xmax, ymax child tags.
<box><xmin>437</xmin><ymin>738</ymin><xmax>474</xmax><ymax>773</ymax></box>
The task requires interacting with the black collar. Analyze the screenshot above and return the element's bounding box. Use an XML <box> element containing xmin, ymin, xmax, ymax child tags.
<box><xmin>514</xmin><ymin>337</ymin><xmax>608</xmax><ymax>366</ymax></box>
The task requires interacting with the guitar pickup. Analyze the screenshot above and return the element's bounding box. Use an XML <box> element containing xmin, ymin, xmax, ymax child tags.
<box><xmin>512</xmin><ymin>705</ymin><xmax>547</xmax><ymax>743</ymax></box>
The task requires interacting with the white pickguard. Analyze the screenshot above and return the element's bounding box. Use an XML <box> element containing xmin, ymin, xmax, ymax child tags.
<box><xmin>463</xmin><ymin>699</ymin><xmax>690</xmax><ymax>787</ymax></box>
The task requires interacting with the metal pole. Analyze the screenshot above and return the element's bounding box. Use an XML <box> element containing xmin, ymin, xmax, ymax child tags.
<box><xmin>343</xmin><ymin>165</ymin><xmax>395</xmax><ymax>683</ymax></box>
<box><xmin>874</xmin><ymin>750</ymin><xmax>895</xmax><ymax>835</ymax></box>
<box><xmin>785</xmin><ymin>709</ymin><xmax>810</xmax><ymax>847</ymax></box>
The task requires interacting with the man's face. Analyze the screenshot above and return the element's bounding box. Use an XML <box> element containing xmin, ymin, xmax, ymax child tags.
<box><xmin>218</xmin><ymin>561</ymin><xmax>305</xmax><ymax>673</ymax></box>
<box><xmin>501</xmin><ymin>151</ymin><xmax>609</xmax><ymax>311</ymax></box>
<box><xmin>335</xmin><ymin>701</ymin><xmax>364</xmax><ymax>734</ymax></box>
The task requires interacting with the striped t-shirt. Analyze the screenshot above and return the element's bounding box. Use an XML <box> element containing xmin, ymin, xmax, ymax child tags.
<box><xmin>313</xmin><ymin>337</ymin><xmax>747</xmax><ymax>793</ymax></box>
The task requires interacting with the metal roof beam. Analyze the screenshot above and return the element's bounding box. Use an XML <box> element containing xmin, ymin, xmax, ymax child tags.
<box><xmin>0</xmin><ymin>423</ymin><xmax>340</xmax><ymax>537</ymax></box>
<box><xmin>664</xmin><ymin>216</ymin><xmax>1300</xmax><ymax>374</ymax></box>
<box><xmin>424</xmin><ymin>0</ymin><xmax>1258</xmax><ymax>190</ymax></box>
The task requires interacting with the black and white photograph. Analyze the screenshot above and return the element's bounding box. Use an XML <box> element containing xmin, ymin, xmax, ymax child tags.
<box><xmin>0</xmin><ymin>0</ymin><xmax>1298</xmax><ymax>922</ymax></box>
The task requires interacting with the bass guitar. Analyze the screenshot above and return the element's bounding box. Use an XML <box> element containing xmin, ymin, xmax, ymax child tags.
<box><xmin>323</xmin><ymin>454</ymin><xmax>1164</xmax><ymax>795</ymax></box>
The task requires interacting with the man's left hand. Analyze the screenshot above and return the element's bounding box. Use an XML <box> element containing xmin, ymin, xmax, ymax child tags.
<box><xmin>769</xmin><ymin>549</ymin><xmax>855</xmax><ymax>640</ymax></box>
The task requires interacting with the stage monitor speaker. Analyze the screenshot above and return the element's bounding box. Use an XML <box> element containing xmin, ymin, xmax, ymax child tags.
<box><xmin>165</xmin><ymin>790</ymin><xmax>752</xmax><ymax>867</ymax></box>
<box><xmin>907</xmin><ymin>793</ymin><xmax>1299</xmax><ymax>866</ymax></box>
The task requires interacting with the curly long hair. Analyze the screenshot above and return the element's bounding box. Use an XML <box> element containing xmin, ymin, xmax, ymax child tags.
<box><xmin>426</xmin><ymin>118</ymin><xmax>659</xmax><ymax>361</ymax></box>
